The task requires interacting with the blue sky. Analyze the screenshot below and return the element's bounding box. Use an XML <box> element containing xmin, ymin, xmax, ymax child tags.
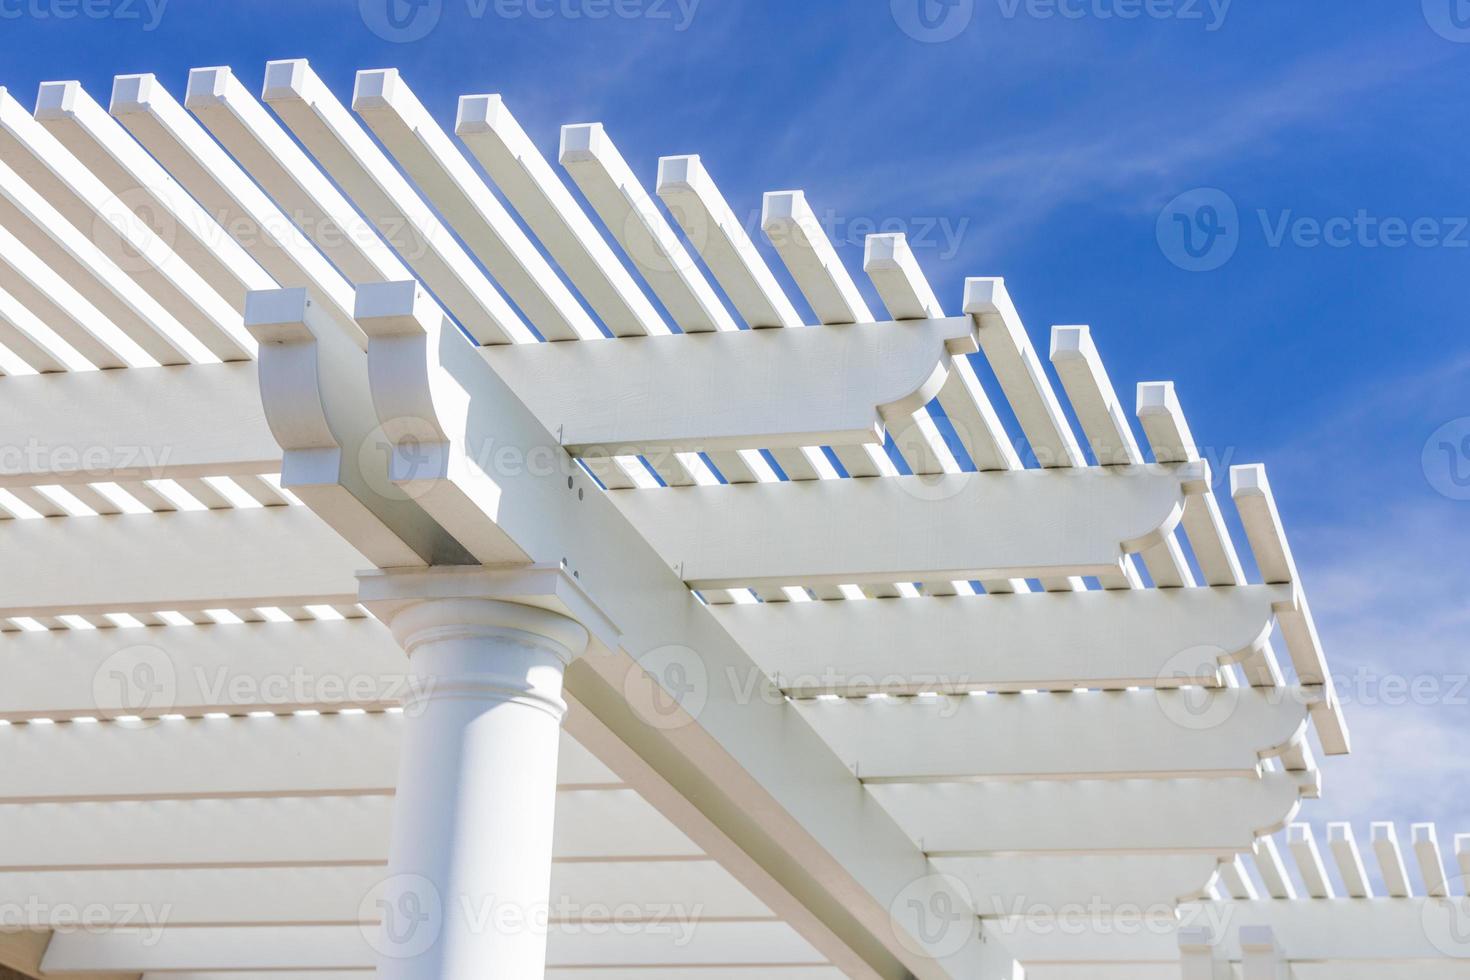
<box><xmin>3</xmin><ymin>0</ymin><xmax>1467</xmax><ymax>871</ymax></box>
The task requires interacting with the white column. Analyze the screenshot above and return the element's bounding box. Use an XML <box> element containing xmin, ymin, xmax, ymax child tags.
<box><xmin>371</xmin><ymin>597</ymin><xmax>589</xmax><ymax>980</ymax></box>
<box><xmin>1241</xmin><ymin>925</ymin><xmax>1289</xmax><ymax>980</ymax></box>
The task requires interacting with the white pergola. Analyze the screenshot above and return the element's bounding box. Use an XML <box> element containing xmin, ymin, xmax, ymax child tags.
<box><xmin>0</xmin><ymin>58</ymin><xmax>1461</xmax><ymax>979</ymax></box>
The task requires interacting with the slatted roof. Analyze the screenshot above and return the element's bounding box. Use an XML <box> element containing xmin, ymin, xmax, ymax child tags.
<box><xmin>3</xmin><ymin>56</ymin><xmax>1454</xmax><ymax>979</ymax></box>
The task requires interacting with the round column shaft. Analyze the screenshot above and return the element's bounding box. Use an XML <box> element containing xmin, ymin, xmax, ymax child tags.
<box><xmin>373</xmin><ymin>597</ymin><xmax>588</xmax><ymax>980</ymax></box>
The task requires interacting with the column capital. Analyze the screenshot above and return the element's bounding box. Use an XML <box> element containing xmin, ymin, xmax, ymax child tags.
<box><xmin>384</xmin><ymin>596</ymin><xmax>589</xmax><ymax>667</ymax></box>
<box><xmin>356</xmin><ymin>563</ymin><xmax>620</xmax><ymax>651</ymax></box>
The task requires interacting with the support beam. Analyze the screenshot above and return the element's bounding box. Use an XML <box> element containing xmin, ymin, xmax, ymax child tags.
<box><xmin>560</xmin><ymin>123</ymin><xmax>734</xmax><ymax>334</ymax></box>
<box><xmin>41</xmin><ymin>925</ymin><xmax>829</xmax><ymax>973</ymax></box>
<box><xmin>351</xmin><ymin>69</ymin><xmax>598</xmax><ymax>341</ymax></box>
<box><xmin>710</xmin><ymin>584</ymin><xmax>1291</xmax><ymax>695</ymax></box>
<box><xmin>341</xmin><ymin>281</ymin><xmax>1019</xmax><ymax>977</ymax></box>
<box><xmin>481</xmin><ymin>314</ymin><xmax>975</xmax><ymax>455</ymax></box>
<box><xmin>0</xmin><ymin>506</ymin><xmax>362</xmax><ymax>618</ymax></box>
<box><xmin>936</xmin><ymin>853</ymin><xmax>1222</xmax><ymax>917</ymax></box>
<box><xmin>610</xmin><ymin>462</ymin><xmax>1204</xmax><ymax>591</ymax></box>
<box><xmin>794</xmin><ymin>687</ymin><xmax>1310</xmax><ymax>781</ymax></box>
<box><xmin>455</xmin><ymin>96</ymin><xmax>666</xmax><ymax>337</ymax></box>
<box><xmin>0</xmin><ymin>790</ymin><xmax>702</xmax><ymax>870</ymax></box>
<box><xmin>0</xmin><ymin>362</ymin><xmax>277</xmax><ymax>487</ymax></box>
<box><xmin>0</xmin><ymin>712</ymin><xmax>616</xmax><ymax>802</ymax></box>
<box><xmin>656</xmin><ymin>154</ymin><xmax>802</xmax><ymax>329</ymax></box>
<box><xmin>869</xmin><ymin>771</ymin><xmax>1312</xmax><ymax>856</ymax></box>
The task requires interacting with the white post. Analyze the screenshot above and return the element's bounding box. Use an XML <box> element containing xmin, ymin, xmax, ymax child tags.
<box><xmin>370</xmin><ymin>595</ymin><xmax>589</xmax><ymax>980</ymax></box>
<box><xmin>1178</xmin><ymin>927</ymin><xmax>1231</xmax><ymax>980</ymax></box>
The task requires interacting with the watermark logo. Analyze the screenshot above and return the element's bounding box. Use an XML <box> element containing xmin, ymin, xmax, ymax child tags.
<box><xmin>1157</xmin><ymin>188</ymin><xmax>1239</xmax><ymax>272</ymax></box>
<box><xmin>92</xmin><ymin>644</ymin><xmax>176</xmax><ymax>723</ymax></box>
<box><xmin>1424</xmin><ymin>0</ymin><xmax>1470</xmax><ymax>43</ymax></box>
<box><xmin>889</xmin><ymin>873</ymin><xmax>978</xmax><ymax>959</ymax></box>
<box><xmin>997</xmin><ymin>0</ymin><xmax>1232</xmax><ymax>31</ymax></box>
<box><xmin>360</xmin><ymin>420</ymin><xmax>443</xmax><ymax>503</ymax></box>
<box><xmin>361</xmin><ymin>0</ymin><xmax>443</xmax><ymax>42</ymax></box>
<box><xmin>892</xmin><ymin>0</ymin><xmax>975</xmax><ymax>42</ymax></box>
<box><xmin>624</xmin><ymin>644</ymin><xmax>708</xmax><ymax>730</ymax></box>
<box><xmin>0</xmin><ymin>0</ymin><xmax>168</xmax><ymax>30</ymax></box>
<box><xmin>362</xmin><ymin>874</ymin><xmax>444</xmax><ymax>959</ymax></box>
<box><xmin>1422</xmin><ymin>875</ymin><xmax>1470</xmax><ymax>957</ymax></box>
<box><xmin>1424</xmin><ymin>418</ymin><xmax>1470</xmax><ymax>501</ymax></box>
<box><xmin>1154</xmin><ymin>645</ymin><xmax>1237</xmax><ymax>731</ymax></box>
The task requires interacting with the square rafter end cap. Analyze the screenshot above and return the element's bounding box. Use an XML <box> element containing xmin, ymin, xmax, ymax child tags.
<box><xmin>656</xmin><ymin>153</ymin><xmax>706</xmax><ymax>194</ymax></box>
<box><xmin>455</xmin><ymin>94</ymin><xmax>507</xmax><ymax>136</ymax></box>
<box><xmin>559</xmin><ymin>122</ymin><xmax>607</xmax><ymax>165</ymax></box>
<box><xmin>863</xmin><ymin>232</ymin><xmax>910</xmax><ymax>271</ymax></box>
<box><xmin>243</xmin><ymin>287</ymin><xmax>315</xmax><ymax>345</ymax></box>
<box><xmin>109</xmin><ymin>73</ymin><xmax>159</xmax><ymax>116</ymax></box>
<box><xmin>354</xmin><ymin>280</ymin><xmax>437</xmax><ymax>339</ymax></box>
<box><xmin>353</xmin><ymin>68</ymin><xmax>404</xmax><ymax>113</ymax></box>
<box><xmin>34</xmin><ymin>80</ymin><xmax>81</xmax><ymax>120</ymax></box>
<box><xmin>961</xmin><ymin>276</ymin><xmax>1011</xmax><ymax>316</ymax></box>
<box><xmin>184</xmin><ymin>66</ymin><xmax>235</xmax><ymax>110</ymax></box>
<box><xmin>263</xmin><ymin>59</ymin><xmax>314</xmax><ymax>103</ymax></box>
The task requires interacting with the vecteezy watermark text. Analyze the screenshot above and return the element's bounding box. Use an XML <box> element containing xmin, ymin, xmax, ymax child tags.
<box><xmin>0</xmin><ymin>0</ymin><xmax>166</xmax><ymax>30</ymax></box>
<box><xmin>360</xmin><ymin>0</ymin><xmax>700</xmax><ymax>43</ymax></box>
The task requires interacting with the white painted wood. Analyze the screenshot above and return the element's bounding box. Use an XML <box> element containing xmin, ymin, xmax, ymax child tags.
<box><xmin>185</xmin><ymin>66</ymin><xmax>406</xmax><ymax>288</ymax></box>
<box><xmin>0</xmin><ymin>789</ymin><xmax>702</xmax><ymax>869</ymax></box>
<box><xmin>1178</xmin><ymin>927</ymin><xmax>1231</xmax><ymax>980</ymax></box>
<box><xmin>41</xmin><ymin>924</ymin><xmax>828</xmax><ymax>972</ymax></box>
<box><xmin>0</xmin><ymin>506</ymin><xmax>362</xmax><ymax>617</ymax></box>
<box><xmin>0</xmin><ymin>87</ymin><xmax>248</xmax><ymax>362</ymax></box>
<box><xmin>558</xmin><ymin>123</ymin><xmax>734</xmax><ymax>334</ymax></box>
<box><xmin>1218</xmin><ymin>856</ymin><xmax>1259</xmax><ymax>900</ymax></box>
<box><xmin>869</xmin><ymin>771</ymin><xmax>1311</xmax><ymax>856</ymax></box>
<box><xmin>0</xmin><ymin>617</ymin><xmax>406</xmax><ymax>720</ymax></box>
<box><xmin>1287</xmin><ymin>824</ymin><xmax>1335</xmax><ymax>899</ymax></box>
<box><xmin>761</xmin><ymin>190</ymin><xmax>871</xmax><ymax>325</ymax></box>
<box><xmin>1050</xmin><ymin>325</ymin><xmax>1193</xmax><ymax>589</ymax></box>
<box><xmin>609</xmin><ymin>463</ymin><xmax>1202</xmax><ymax>590</ymax></box>
<box><xmin>351</xmin><ymin>69</ymin><xmax>597</xmax><ymax>342</ymax></box>
<box><xmin>1413</xmin><ymin>823</ymin><xmax>1449</xmax><ymax>898</ymax></box>
<box><xmin>455</xmin><ymin>97</ymin><xmax>665</xmax><ymax>338</ymax></box>
<box><xmin>1327</xmin><ymin>823</ymin><xmax>1373</xmax><ymax>898</ymax></box>
<box><xmin>0</xmin><ymin>221</ymin><xmax>137</xmax><ymax>368</ymax></box>
<box><xmin>656</xmin><ymin>154</ymin><xmax>802</xmax><ymax>329</ymax></box>
<box><xmin>1371</xmin><ymin>822</ymin><xmax>1414</xmax><ymax>898</ymax></box>
<box><xmin>260</xmin><ymin>59</ymin><xmax>530</xmax><ymax>346</ymax></box>
<box><xmin>108</xmin><ymin>72</ymin><xmax>364</xmax><ymax>348</ymax></box>
<box><xmin>864</xmin><ymin>233</ymin><xmax>941</xmax><ymax>321</ymax></box>
<box><xmin>936</xmin><ymin>853</ymin><xmax>1222</xmax><ymax>917</ymax></box>
<box><xmin>0</xmin><ymin>362</ymin><xmax>277</xmax><ymax>487</ymax></box>
<box><xmin>1250</xmin><ymin>835</ymin><xmax>1296</xmax><ymax>900</ymax></box>
<box><xmin>794</xmin><ymin>688</ymin><xmax>1309</xmax><ymax>781</ymax></box>
<box><xmin>711</xmin><ymin>585</ymin><xmax>1290</xmax><ymax>695</ymax></box>
<box><xmin>347</xmin><ymin>283</ymin><xmax>1015</xmax><ymax>977</ymax></box>
<box><xmin>0</xmin><ymin>713</ymin><xmax>615</xmax><ymax>802</ymax></box>
<box><xmin>962</xmin><ymin>278</ymin><xmax>1085</xmax><ymax>469</ymax></box>
<box><xmin>482</xmin><ymin>314</ymin><xmax>973</xmax><ymax>455</ymax></box>
<box><xmin>1231</xmin><ymin>464</ymin><xmax>1349</xmax><ymax>756</ymax></box>
<box><xmin>35</xmin><ymin>78</ymin><xmax>275</xmax><ymax>312</ymax></box>
<box><xmin>0</xmin><ymin>141</ymin><xmax>195</xmax><ymax>366</ymax></box>
<box><xmin>3</xmin><ymin>861</ymin><xmax>769</xmax><ymax>927</ymax></box>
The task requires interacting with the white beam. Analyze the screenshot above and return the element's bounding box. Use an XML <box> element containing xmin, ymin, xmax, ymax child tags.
<box><xmin>1371</xmin><ymin>822</ymin><xmax>1414</xmax><ymax>897</ymax></box>
<box><xmin>560</xmin><ymin>123</ymin><xmax>734</xmax><ymax>334</ymax></box>
<box><xmin>351</xmin><ymin>69</ymin><xmax>598</xmax><ymax>341</ymax></box>
<box><xmin>4</xmin><ymin>861</ymin><xmax>770</xmax><ymax>926</ymax></box>
<box><xmin>1287</xmin><ymin>824</ymin><xmax>1336</xmax><ymax>898</ymax></box>
<box><xmin>1328</xmin><ymin>823</ymin><xmax>1374</xmax><ymax>898</ymax></box>
<box><xmin>870</xmin><ymin>771</ymin><xmax>1311</xmax><ymax>856</ymax></box>
<box><xmin>1413</xmin><ymin>823</ymin><xmax>1449</xmax><ymax>898</ymax></box>
<box><xmin>962</xmin><ymin>278</ymin><xmax>1085</xmax><ymax>468</ymax></box>
<box><xmin>41</xmin><ymin>924</ymin><xmax>827</xmax><ymax>973</ymax></box>
<box><xmin>0</xmin><ymin>506</ymin><xmax>362</xmax><ymax>617</ymax></box>
<box><xmin>794</xmin><ymin>687</ymin><xmax>1309</xmax><ymax>781</ymax></box>
<box><xmin>937</xmin><ymin>853</ymin><xmax>1222</xmax><ymax>917</ymax></box>
<box><xmin>34</xmin><ymin>78</ymin><xmax>274</xmax><ymax>312</ymax></box>
<box><xmin>0</xmin><ymin>363</ymin><xmax>277</xmax><ymax>487</ymax></box>
<box><xmin>0</xmin><ymin>789</ymin><xmax>702</xmax><ymax>870</ymax></box>
<box><xmin>711</xmin><ymin>584</ymin><xmax>1291</xmax><ymax>695</ymax></box>
<box><xmin>456</xmin><ymin>97</ymin><xmax>666</xmax><ymax>337</ymax></box>
<box><xmin>609</xmin><ymin>462</ymin><xmax>1203</xmax><ymax>590</ymax></box>
<box><xmin>656</xmin><ymin>154</ymin><xmax>802</xmax><ymax>329</ymax></box>
<box><xmin>482</xmin><ymin>314</ymin><xmax>974</xmax><ymax>455</ymax></box>
<box><xmin>761</xmin><ymin>190</ymin><xmax>871</xmax><ymax>325</ymax></box>
<box><xmin>0</xmin><ymin>712</ymin><xmax>615</xmax><ymax>802</ymax></box>
<box><xmin>260</xmin><ymin>59</ymin><xmax>530</xmax><ymax>346</ymax></box>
